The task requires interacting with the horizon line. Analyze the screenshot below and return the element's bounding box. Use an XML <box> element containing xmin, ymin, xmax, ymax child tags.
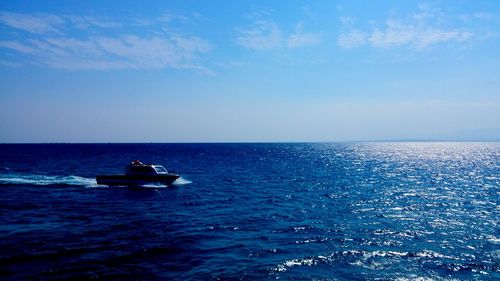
<box><xmin>1</xmin><ymin>139</ymin><xmax>499</xmax><ymax>145</ymax></box>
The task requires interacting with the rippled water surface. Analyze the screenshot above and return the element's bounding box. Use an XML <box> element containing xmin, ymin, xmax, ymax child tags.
<box><xmin>0</xmin><ymin>143</ymin><xmax>498</xmax><ymax>280</ymax></box>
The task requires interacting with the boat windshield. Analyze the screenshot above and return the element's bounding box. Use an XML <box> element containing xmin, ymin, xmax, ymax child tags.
<box><xmin>153</xmin><ymin>166</ymin><xmax>167</xmax><ymax>174</ymax></box>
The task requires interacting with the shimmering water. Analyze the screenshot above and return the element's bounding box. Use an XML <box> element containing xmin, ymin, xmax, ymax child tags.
<box><xmin>0</xmin><ymin>143</ymin><xmax>498</xmax><ymax>280</ymax></box>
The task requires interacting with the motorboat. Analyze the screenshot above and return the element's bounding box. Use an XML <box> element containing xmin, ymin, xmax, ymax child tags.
<box><xmin>96</xmin><ymin>160</ymin><xmax>180</xmax><ymax>187</ymax></box>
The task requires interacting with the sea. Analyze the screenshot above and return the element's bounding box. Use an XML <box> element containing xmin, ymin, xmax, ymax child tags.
<box><xmin>0</xmin><ymin>143</ymin><xmax>498</xmax><ymax>280</ymax></box>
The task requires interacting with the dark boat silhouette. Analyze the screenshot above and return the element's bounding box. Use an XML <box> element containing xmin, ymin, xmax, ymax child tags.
<box><xmin>96</xmin><ymin>160</ymin><xmax>179</xmax><ymax>187</ymax></box>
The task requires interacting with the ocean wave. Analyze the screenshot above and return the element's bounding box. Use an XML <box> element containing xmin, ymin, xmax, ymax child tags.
<box><xmin>0</xmin><ymin>173</ymin><xmax>100</xmax><ymax>187</ymax></box>
<box><xmin>273</xmin><ymin>249</ymin><xmax>457</xmax><ymax>272</ymax></box>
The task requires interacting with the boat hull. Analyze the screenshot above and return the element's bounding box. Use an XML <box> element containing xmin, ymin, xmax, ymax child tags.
<box><xmin>96</xmin><ymin>174</ymin><xmax>180</xmax><ymax>187</ymax></box>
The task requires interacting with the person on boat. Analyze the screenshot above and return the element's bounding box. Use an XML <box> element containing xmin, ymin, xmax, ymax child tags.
<box><xmin>131</xmin><ymin>160</ymin><xmax>143</xmax><ymax>166</ymax></box>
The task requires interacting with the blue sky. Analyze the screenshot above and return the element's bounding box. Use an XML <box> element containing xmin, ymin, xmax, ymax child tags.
<box><xmin>0</xmin><ymin>0</ymin><xmax>499</xmax><ymax>142</ymax></box>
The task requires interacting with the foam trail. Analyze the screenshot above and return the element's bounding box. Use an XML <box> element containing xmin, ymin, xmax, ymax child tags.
<box><xmin>122</xmin><ymin>178</ymin><xmax>192</xmax><ymax>189</ymax></box>
<box><xmin>0</xmin><ymin>173</ymin><xmax>191</xmax><ymax>188</ymax></box>
<box><xmin>141</xmin><ymin>177</ymin><xmax>191</xmax><ymax>188</ymax></box>
<box><xmin>139</xmin><ymin>183</ymin><xmax>168</xmax><ymax>189</ymax></box>
<box><xmin>0</xmin><ymin>173</ymin><xmax>100</xmax><ymax>187</ymax></box>
<box><xmin>173</xmin><ymin>177</ymin><xmax>192</xmax><ymax>186</ymax></box>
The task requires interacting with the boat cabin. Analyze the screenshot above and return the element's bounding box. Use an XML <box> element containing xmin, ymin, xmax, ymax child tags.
<box><xmin>125</xmin><ymin>161</ymin><xmax>168</xmax><ymax>175</ymax></box>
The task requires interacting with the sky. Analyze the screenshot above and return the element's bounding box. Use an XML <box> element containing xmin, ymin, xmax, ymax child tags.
<box><xmin>0</xmin><ymin>0</ymin><xmax>499</xmax><ymax>142</ymax></box>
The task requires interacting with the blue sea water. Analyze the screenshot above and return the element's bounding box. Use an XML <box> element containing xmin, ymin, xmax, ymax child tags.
<box><xmin>0</xmin><ymin>143</ymin><xmax>498</xmax><ymax>280</ymax></box>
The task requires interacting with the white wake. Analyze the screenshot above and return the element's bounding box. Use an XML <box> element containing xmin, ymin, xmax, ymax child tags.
<box><xmin>0</xmin><ymin>173</ymin><xmax>99</xmax><ymax>187</ymax></box>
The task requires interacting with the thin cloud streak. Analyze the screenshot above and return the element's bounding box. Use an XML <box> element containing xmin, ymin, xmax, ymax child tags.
<box><xmin>236</xmin><ymin>18</ymin><xmax>320</xmax><ymax>50</ymax></box>
<box><xmin>236</xmin><ymin>20</ymin><xmax>283</xmax><ymax>50</ymax></box>
<box><xmin>63</xmin><ymin>15</ymin><xmax>120</xmax><ymax>29</ymax></box>
<box><xmin>370</xmin><ymin>21</ymin><xmax>473</xmax><ymax>50</ymax></box>
<box><xmin>0</xmin><ymin>11</ymin><xmax>119</xmax><ymax>34</ymax></box>
<box><xmin>338</xmin><ymin>21</ymin><xmax>474</xmax><ymax>50</ymax></box>
<box><xmin>0</xmin><ymin>11</ymin><xmax>212</xmax><ymax>71</ymax></box>
<box><xmin>0</xmin><ymin>35</ymin><xmax>212</xmax><ymax>70</ymax></box>
<box><xmin>337</xmin><ymin>7</ymin><xmax>478</xmax><ymax>50</ymax></box>
<box><xmin>0</xmin><ymin>11</ymin><xmax>63</xmax><ymax>34</ymax></box>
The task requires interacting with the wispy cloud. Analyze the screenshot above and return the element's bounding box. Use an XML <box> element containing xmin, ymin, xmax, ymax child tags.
<box><xmin>0</xmin><ymin>11</ymin><xmax>212</xmax><ymax>72</ymax></box>
<box><xmin>0</xmin><ymin>11</ymin><xmax>63</xmax><ymax>34</ymax></box>
<box><xmin>158</xmin><ymin>10</ymin><xmax>200</xmax><ymax>24</ymax></box>
<box><xmin>337</xmin><ymin>6</ymin><xmax>477</xmax><ymax>50</ymax></box>
<box><xmin>236</xmin><ymin>15</ymin><xmax>320</xmax><ymax>50</ymax></box>
<box><xmin>0</xmin><ymin>11</ymin><xmax>120</xmax><ymax>34</ymax></box>
<box><xmin>236</xmin><ymin>20</ymin><xmax>283</xmax><ymax>50</ymax></box>
<box><xmin>337</xmin><ymin>29</ymin><xmax>366</xmax><ymax>48</ymax></box>
<box><xmin>0</xmin><ymin>40</ymin><xmax>38</xmax><ymax>54</ymax></box>
<box><xmin>1</xmin><ymin>35</ymin><xmax>212</xmax><ymax>71</ymax></box>
<box><xmin>133</xmin><ymin>10</ymin><xmax>200</xmax><ymax>28</ymax></box>
<box><xmin>287</xmin><ymin>22</ymin><xmax>320</xmax><ymax>48</ymax></box>
<box><xmin>64</xmin><ymin>15</ymin><xmax>120</xmax><ymax>29</ymax></box>
<box><xmin>370</xmin><ymin>20</ymin><xmax>472</xmax><ymax>50</ymax></box>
